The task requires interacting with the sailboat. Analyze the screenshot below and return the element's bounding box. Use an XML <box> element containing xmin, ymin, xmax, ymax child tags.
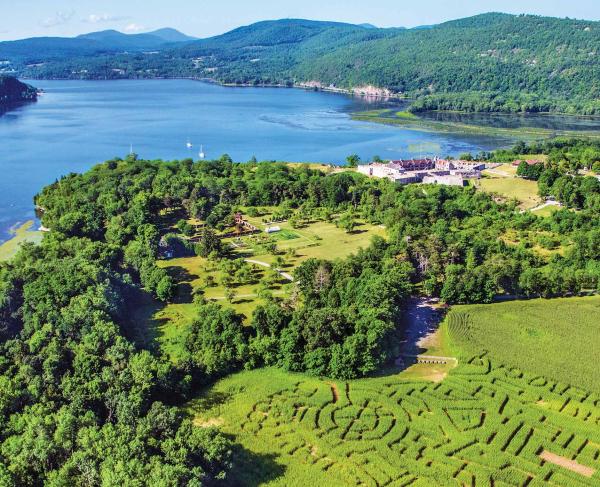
<box><xmin>186</xmin><ymin>139</ymin><xmax>193</xmax><ymax>149</ymax></box>
<box><xmin>199</xmin><ymin>145</ymin><xmax>205</xmax><ymax>159</ymax></box>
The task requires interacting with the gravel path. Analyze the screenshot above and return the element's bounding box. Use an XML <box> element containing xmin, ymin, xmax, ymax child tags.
<box><xmin>245</xmin><ymin>258</ymin><xmax>294</xmax><ymax>281</ymax></box>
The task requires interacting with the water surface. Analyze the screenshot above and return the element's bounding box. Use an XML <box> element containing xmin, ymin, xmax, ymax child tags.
<box><xmin>0</xmin><ymin>79</ymin><xmax>582</xmax><ymax>242</ymax></box>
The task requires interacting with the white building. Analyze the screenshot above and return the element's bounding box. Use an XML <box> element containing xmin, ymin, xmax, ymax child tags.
<box><xmin>357</xmin><ymin>158</ymin><xmax>482</xmax><ymax>186</ymax></box>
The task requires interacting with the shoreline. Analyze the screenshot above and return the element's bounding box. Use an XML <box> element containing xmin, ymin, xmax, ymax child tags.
<box><xmin>0</xmin><ymin>220</ymin><xmax>43</xmax><ymax>261</ymax></box>
<box><xmin>21</xmin><ymin>76</ymin><xmax>600</xmax><ymax>120</ymax></box>
<box><xmin>351</xmin><ymin>109</ymin><xmax>600</xmax><ymax>141</ymax></box>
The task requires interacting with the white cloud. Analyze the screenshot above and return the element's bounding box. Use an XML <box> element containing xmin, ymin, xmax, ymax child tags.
<box><xmin>83</xmin><ymin>14</ymin><xmax>130</xmax><ymax>24</ymax></box>
<box><xmin>41</xmin><ymin>10</ymin><xmax>75</xmax><ymax>28</ymax></box>
<box><xmin>123</xmin><ymin>23</ymin><xmax>145</xmax><ymax>33</ymax></box>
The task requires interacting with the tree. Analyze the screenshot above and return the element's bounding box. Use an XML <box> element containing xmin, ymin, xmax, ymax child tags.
<box><xmin>196</xmin><ymin>227</ymin><xmax>223</xmax><ymax>257</ymax></box>
<box><xmin>156</xmin><ymin>275</ymin><xmax>175</xmax><ymax>302</ymax></box>
<box><xmin>346</xmin><ymin>154</ymin><xmax>361</xmax><ymax>168</ymax></box>
<box><xmin>185</xmin><ymin>303</ymin><xmax>247</xmax><ymax>376</ymax></box>
<box><xmin>224</xmin><ymin>287</ymin><xmax>236</xmax><ymax>304</ymax></box>
<box><xmin>337</xmin><ymin>212</ymin><xmax>356</xmax><ymax>233</ymax></box>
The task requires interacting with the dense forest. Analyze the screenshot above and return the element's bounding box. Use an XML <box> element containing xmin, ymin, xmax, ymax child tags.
<box><xmin>0</xmin><ymin>76</ymin><xmax>37</xmax><ymax>106</ymax></box>
<box><xmin>0</xmin><ymin>145</ymin><xmax>598</xmax><ymax>483</ymax></box>
<box><xmin>4</xmin><ymin>14</ymin><xmax>600</xmax><ymax>114</ymax></box>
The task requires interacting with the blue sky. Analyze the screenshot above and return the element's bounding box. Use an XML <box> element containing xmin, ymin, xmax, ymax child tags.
<box><xmin>2</xmin><ymin>0</ymin><xmax>600</xmax><ymax>40</ymax></box>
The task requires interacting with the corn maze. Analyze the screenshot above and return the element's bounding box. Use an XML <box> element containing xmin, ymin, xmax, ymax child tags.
<box><xmin>240</xmin><ymin>356</ymin><xmax>600</xmax><ymax>486</ymax></box>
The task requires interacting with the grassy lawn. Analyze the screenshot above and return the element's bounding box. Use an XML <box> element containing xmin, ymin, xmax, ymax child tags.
<box><xmin>0</xmin><ymin>221</ymin><xmax>43</xmax><ymax>261</ymax></box>
<box><xmin>478</xmin><ymin>167</ymin><xmax>542</xmax><ymax>209</ymax></box>
<box><xmin>137</xmin><ymin>255</ymin><xmax>287</xmax><ymax>362</ymax></box>
<box><xmin>531</xmin><ymin>204</ymin><xmax>560</xmax><ymax>218</ymax></box>
<box><xmin>136</xmin><ymin>214</ymin><xmax>385</xmax><ymax>362</ymax></box>
<box><xmin>237</xmin><ymin>213</ymin><xmax>386</xmax><ymax>267</ymax></box>
<box><xmin>446</xmin><ymin>295</ymin><xmax>600</xmax><ymax>393</ymax></box>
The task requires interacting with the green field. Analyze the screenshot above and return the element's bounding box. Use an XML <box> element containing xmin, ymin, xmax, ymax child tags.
<box><xmin>447</xmin><ymin>296</ymin><xmax>600</xmax><ymax>393</ymax></box>
<box><xmin>136</xmin><ymin>216</ymin><xmax>386</xmax><ymax>362</ymax></box>
<box><xmin>190</xmin><ymin>296</ymin><xmax>600</xmax><ymax>486</ymax></box>
<box><xmin>530</xmin><ymin>204</ymin><xmax>560</xmax><ymax>218</ymax></box>
<box><xmin>234</xmin><ymin>216</ymin><xmax>386</xmax><ymax>266</ymax></box>
<box><xmin>0</xmin><ymin>220</ymin><xmax>43</xmax><ymax>261</ymax></box>
<box><xmin>478</xmin><ymin>167</ymin><xmax>542</xmax><ymax>210</ymax></box>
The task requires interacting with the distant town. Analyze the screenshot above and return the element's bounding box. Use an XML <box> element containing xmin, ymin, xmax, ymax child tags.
<box><xmin>357</xmin><ymin>157</ymin><xmax>486</xmax><ymax>186</ymax></box>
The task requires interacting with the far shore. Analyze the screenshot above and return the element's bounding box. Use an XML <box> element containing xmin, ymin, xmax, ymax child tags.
<box><xmin>20</xmin><ymin>77</ymin><xmax>600</xmax><ymax>122</ymax></box>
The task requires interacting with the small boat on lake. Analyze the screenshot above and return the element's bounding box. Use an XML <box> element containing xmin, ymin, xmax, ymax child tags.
<box><xmin>199</xmin><ymin>145</ymin><xmax>205</xmax><ymax>159</ymax></box>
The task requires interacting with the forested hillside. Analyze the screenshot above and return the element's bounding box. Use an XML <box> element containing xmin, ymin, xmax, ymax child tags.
<box><xmin>0</xmin><ymin>28</ymin><xmax>194</xmax><ymax>64</ymax></box>
<box><xmin>0</xmin><ymin>76</ymin><xmax>37</xmax><ymax>106</ymax></box>
<box><xmin>1</xmin><ymin>148</ymin><xmax>598</xmax><ymax>482</ymax></box>
<box><xmin>5</xmin><ymin>14</ymin><xmax>600</xmax><ymax>114</ymax></box>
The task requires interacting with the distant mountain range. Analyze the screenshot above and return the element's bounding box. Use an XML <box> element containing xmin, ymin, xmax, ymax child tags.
<box><xmin>1</xmin><ymin>14</ymin><xmax>600</xmax><ymax>114</ymax></box>
<box><xmin>0</xmin><ymin>28</ymin><xmax>196</xmax><ymax>62</ymax></box>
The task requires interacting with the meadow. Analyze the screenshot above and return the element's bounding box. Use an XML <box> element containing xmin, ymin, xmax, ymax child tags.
<box><xmin>479</xmin><ymin>165</ymin><xmax>542</xmax><ymax>210</ymax></box>
<box><xmin>234</xmin><ymin>211</ymin><xmax>386</xmax><ymax>267</ymax></box>
<box><xmin>136</xmin><ymin>213</ymin><xmax>386</xmax><ymax>362</ymax></box>
<box><xmin>190</xmin><ymin>296</ymin><xmax>600</xmax><ymax>486</ymax></box>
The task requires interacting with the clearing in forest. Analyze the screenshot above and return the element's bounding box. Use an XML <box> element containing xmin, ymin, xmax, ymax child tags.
<box><xmin>479</xmin><ymin>165</ymin><xmax>542</xmax><ymax>210</ymax></box>
<box><xmin>133</xmin><ymin>211</ymin><xmax>385</xmax><ymax>362</ymax></box>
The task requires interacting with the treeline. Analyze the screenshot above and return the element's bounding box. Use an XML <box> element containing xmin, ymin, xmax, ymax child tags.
<box><xmin>35</xmin><ymin>152</ymin><xmax>600</xmax><ymax>305</ymax></box>
<box><xmin>185</xmin><ymin>250</ymin><xmax>412</xmax><ymax>380</ymax></box>
<box><xmin>13</xmin><ymin>13</ymin><xmax>600</xmax><ymax>115</ymax></box>
<box><xmin>408</xmin><ymin>92</ymin><xmax>600</xmax><ymax>116</ymax></box>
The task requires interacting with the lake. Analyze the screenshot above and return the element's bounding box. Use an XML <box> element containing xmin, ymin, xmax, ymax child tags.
<box><xmin>0</xmin><ymin>79</ymin><xmax>592</xmax><ymax>242</ymax></box>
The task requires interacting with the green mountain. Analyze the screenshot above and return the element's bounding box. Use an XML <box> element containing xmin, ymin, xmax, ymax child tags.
<box><xmin>147</xmin><ymin>28</ymin><xmax>197</xmax><ymax>43</ymax></box>
<box><xmin>77</xmin><ymin>28</ymin><xmax>195</xmax><ymax>48</ymax></box>
<box><xmin>4</xmin><ymin>14</ymin><xmax>600</xmax><ymax>114</ymax></box>
<box><xmin>0</xmin><ymin>28</ymin><xmax>195</xmax><ymax>64</ymax></box>
<box><xmin>0</xmin><ymin>76</ymin><xmax>37</xmax><ymax>106</ymax></box>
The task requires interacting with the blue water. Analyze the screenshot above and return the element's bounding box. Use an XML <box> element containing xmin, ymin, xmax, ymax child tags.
<box><xmin>0</xmin><ymin>79</ymin><xmax>525</xmax><ymax>242</ymax></box>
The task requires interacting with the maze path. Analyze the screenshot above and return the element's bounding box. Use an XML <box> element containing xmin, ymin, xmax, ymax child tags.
<box><xmin>240</xmin><ymin>356</ymin><xmax>600</xmax><ymax>486</ymax></box>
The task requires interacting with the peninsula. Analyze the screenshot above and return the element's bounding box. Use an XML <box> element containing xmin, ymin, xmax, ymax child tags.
<box><xmin>0</xmin><ymin>76</ymin><xmax>37</xmax><ymax>107</ymax></box>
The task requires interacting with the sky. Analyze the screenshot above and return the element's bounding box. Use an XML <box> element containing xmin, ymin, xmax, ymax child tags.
<box><xmin>1</xmin><ymin>0</ymin><xmax>600</xmax><ymax>41</ymax></box>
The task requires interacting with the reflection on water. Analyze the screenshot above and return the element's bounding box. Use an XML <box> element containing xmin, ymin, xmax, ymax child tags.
<box><xmin>0</xmin><ymin>80</ymin><xmax>596</xmax><ymax>243</ymax></box>
<box><xmin>419</xmin><ymin>110</ymin><xmax>600</xmax><ymax>131</ymax></box>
